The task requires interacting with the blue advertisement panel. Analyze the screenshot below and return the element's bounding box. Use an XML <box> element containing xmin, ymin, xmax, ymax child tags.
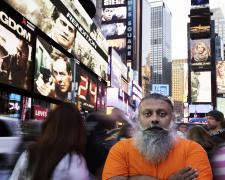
<box><xmin>152</xmin><ymin>84</ymin><xmax>169</xmax><ymax>96</ymax></box>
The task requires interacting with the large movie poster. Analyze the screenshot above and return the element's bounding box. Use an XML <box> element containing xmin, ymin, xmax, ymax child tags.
<box><xmin>4</xmin><ymin>0</ymin><xmax>109</xmax><ymax>81</ymax></box>
<box><xmin>191</xmin><ymin>71</ymin><xmax>211</xmax><ymax>103</ymax></box>
<box><xmin>0</xmin><ymin>4</ymin><xmax>34</xmax><ymax>91</ymax></box>
<box><xmin>34</xmin><ymin>36</ymin><xmax>76</xmax><ymax>102</ymax></box>
<box><xmin>190</xmin><ymin>39</ymin><xmax>211</xmax><ymax>70</ymax></box>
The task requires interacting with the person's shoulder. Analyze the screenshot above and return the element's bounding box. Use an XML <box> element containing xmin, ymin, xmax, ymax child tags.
<box><xmin>110</xmin><ymin>138</ymin><xmax>133</xmax><ymax>150</ymax></box>
<box><xmin>176</xmin><ymin>137</ymin><xmax>203</xmax><ymax>149</ymax></box>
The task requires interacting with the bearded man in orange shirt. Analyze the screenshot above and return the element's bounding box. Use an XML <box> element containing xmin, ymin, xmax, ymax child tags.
<box><xmin>102</xmin><ymin>93</ymin><xmax>212</xmax><ymax>180</ymax></box>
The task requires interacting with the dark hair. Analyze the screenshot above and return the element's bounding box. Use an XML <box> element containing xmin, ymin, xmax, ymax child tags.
<box><xmin>187</xmin><ymin>125</ymin><xmax>215</xmax><ymax>153</ymax></box>
<box><xmin>139</xmin><ymin>93</ymin><xmax>174</xmax><ymax>110</ymax></box>
<box><xmin>51</xmin><ymin>7</ymin><xmax>60</xmax><ymax>21</ymax></box>
<box><xmin>207</xmin><ymin>110</ymin><xmax>225</xmax><ymax>128</ymax></box>
<box><xmin>26</xmin><ymin>103</ymin><xmax>86</xmax><ymax>180</ymax></box>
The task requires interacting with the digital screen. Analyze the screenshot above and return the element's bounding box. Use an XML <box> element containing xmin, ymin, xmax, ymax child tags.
<box><xmin>34</xmin><ymin>36</ymin><xmax>76</xmax><ymax>102</ymax></box>
<box><xmin>76</xmin><ymin>66</ymin><xmax>97</xmax><ymax>111</ymax></box>
<box><xmin>101</xmin><ymin>1</ymin><xmax>127</xmax><ymax>62</ymax></box>
<box><xmin>217</xmin><ymin>97</ymin><xmax>225</xmax><ymax>116</ymax></box>
<box><xmin>191</xmin><ymin>0</ymin><xmax>209</xmax><ymax>5</ymax></box>
<box><xmin>0</xmin><ymin>4</ymin><xmax>34</xmax><ymax>91</ymax></box>
<box><xmin>191</xmin><ymin>71</ymin><xmax>211</xmax><ymax>103</ymax></box>
<box><xmin>73</xmin><ymin>31</ymin><xmax>108</xmax><ymax>81</ymax></box>
<box><xmin>107</xmin><ymin>38</ymin><xmax>126</xmax><ymax>55</ymax></box>
<box><xmin>190</xmin><ymin>39</ymin><xmax>211</xmax><ymax>70</ymax></box>
<box><xmin>102</xmin><ymin>7</ymin><xmax>127</xmax><ymax>22</ymax></box>
<box><xmin>102</xmin><ymin>23</ymin><xmax>127</xmax><ymax>38</ymax></box>
<box><xmin>216</xmin><ymin>61</ymin><xmax>225</xmax><ymax>94</ymax></box>
<box><xmin>152</xmin><ymin>84</ymin><xmax>169</xmax><ymax>96</ymax></box>
<box><xmin>190</xmin><ymin>8</ymin><xmax>211</xmax><ymax>39</ymax></box>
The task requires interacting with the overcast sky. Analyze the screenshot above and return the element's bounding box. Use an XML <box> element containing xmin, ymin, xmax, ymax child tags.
<box><xmin>164</xmin><ymin>0</ymin><xmax>225</xmax><ymax>60</ymax></box>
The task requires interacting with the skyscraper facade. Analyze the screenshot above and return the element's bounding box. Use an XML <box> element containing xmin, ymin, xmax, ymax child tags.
<box><xmin>172</xmin><ymin>59</ymin><xmax>187</xmax><ymax>117</ymax></box>
<box><xmin>142</xmin><ymin>0</ymin><xmax>172</xmax><ymax>94</ymax></box>
<box><xmin>212</xmin><ymin>8</ymin><xmax>225</xmax><ymax>60</ymax></box>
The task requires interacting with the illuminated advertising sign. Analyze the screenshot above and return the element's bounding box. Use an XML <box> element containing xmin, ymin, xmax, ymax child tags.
<box><xmin>34</xmin><ymin>36</ymin><xmax>76</xmax><ymax>102</ymax></box>
<box><xmin>217</xmin><ymin>97</ymin><xmax>225</xmax><ymax>115</ymax></box>
<box><xmin>60</xmin><ymin>0</ymin><xmax>109</xmax><ymax>57</ymax></box>
<box><xmin>73</xmin><ymin>31</ymin><xmax>108</xmax><ymax>81</ymax></box>
<box><xmin>0</xmin><ymin>3</ymin><xmax>34</xmax><ymax>91</ymax></box>
<box><xmin>103</xmin><ymin>0</ymin><xmax>126</xmax><ymax>6</ymax></box>
<box><xmin>5</xmin><ymin>0</ymin><xmax>109</xmax><ymax>81</ymax></box>
<box><xmin>191</xmin><ymin>71</ymin><xmax>211</xmax><ymax>103</ymax></box>
<box><xmin>152</xmin><ymin>84</ymin><xmax>169</xmax><ymax>96</ymax></box>
<box><xmin>216</xmin><ymin>61</ymin><xmax>225</xmax><ymax>94</ymax></box>
<box><xmin>110</xmin><ymin>48</ymin><xmax>127</xmax><ymax>88</ymax></box>
<box><xmin>76</xmin><ymin>66</ymin><xmax>97</xmax><ymax>111</ymax></box>
<box><xmin>191</xmin><ymin>0</ymin><xmax>209</xmax><ymax>6</ymax></box>
<box><xmin>102</xmin><ymin>0</ymin><xmax>127</xmax><ymax>62</ymax></box>
<box><xmin>190</xmin><ymin>8</ymin><xmax>211</xmax><ymax>39</ymax></box>
<box><xmin>190</xmin><ymin>39</ymin><xmax>211</xmax><ymax>70</ymax></box>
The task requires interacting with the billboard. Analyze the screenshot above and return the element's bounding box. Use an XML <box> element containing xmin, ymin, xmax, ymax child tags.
<box><xmin>191</xmin><ymin>71</ymin><xmax>211</xmax><ymax>103</ymax></box>
<box><xmin>110</xmin><ymin>48</ymin><xmax>127</xmax><ymax>88</ymax></box>
<box><xmin>34</xmin><ymin>36</ymin><xmax>76</xmax><ymax>102</ymax></box>
<box><xmin>216</xmin><ymin>61</ymin><xmax>225</xmax><ymax>94</ymax></box>
<box><xmin>0</xmin><ymin>4</ymin><xmax>34</xmax><ymax>91</ymax></box>
<box><xmin>217</xmin><ymin>97</ymin><xmax>225</xmax><ymax>116</ymax></box>
<box><xmin>101</xmin><ymin>7</ymin><xmax>127</xmax><ymax>22</ymax></box>
<box><xmin>4</xmin><ymin>0</ymin><xmax>109</xmax><ymax>81</ymax></box>
<box><xmin>152</xmin><ymin>84</ymin><xmax>169</xmax><ymax>96</ymax></box>
<box><xmin>102</xmin><ymin>0</ymin><xmax>127</xmax><ymax>62</ymax></box>
<box><xmin>190</xmin><ymin>8</ymin><xmax>211</xmax><ymax>39</ymax></box>
<box><xmin>76</xmin><ymin>66</ymin><xmax>97</xmax><ymax>112</ymax></box>
<box><xmin>190</xmin><ymin>39</ymin><xmax>211</xmax><ymax>70</ymax></box>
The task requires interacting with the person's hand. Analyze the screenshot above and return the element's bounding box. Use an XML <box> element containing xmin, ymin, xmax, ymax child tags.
<box><xmin>168</xmin><ymin>166</ymin><xmax>198</xmax><ymax>180</ymax></box>
<box><xmin>36</xmin><ymin>74</ymin><xmax>55</xmax><ymax>96</ymax></box>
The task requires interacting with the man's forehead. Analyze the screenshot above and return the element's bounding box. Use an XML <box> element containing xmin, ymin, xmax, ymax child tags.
<box><xmin>140</xmin><ymin>98</ymin><xmax>172</xmax><ymax>111</ymax></box>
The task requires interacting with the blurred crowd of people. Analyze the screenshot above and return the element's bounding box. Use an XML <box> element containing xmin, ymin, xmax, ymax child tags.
<box><xmin>0</xmin><ymin>94</ymin><xmax>225</xmax><ymax>179</ymax></box>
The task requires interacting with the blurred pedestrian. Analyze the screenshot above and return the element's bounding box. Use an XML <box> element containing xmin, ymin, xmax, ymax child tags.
<box><xmin>10</xmin><ymin>103</ymin><xmax>90</xmax><ymax>180</ymax></box>
<box><xmin>206</xmin><ymin>110</ymin><xmax>225</xmax><ymax>145</ymax></box>
<box><xmin>176</xmin><ymin>123</ymin><xmax>188</xmax><ymax>138</ymax></box>
<box><xmin>187</xmin><ymin>125</ymin><xmax>215</xmax><ymax>158</ymax></box>
<box><xmin>85</xmin><ymin>112</ymin><xmax>117</xmax><ymax>180</ymax></box>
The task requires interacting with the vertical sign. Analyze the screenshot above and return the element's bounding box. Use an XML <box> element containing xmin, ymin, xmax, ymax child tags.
<box><xmin>127</xmin><ymin>0</ymin><xmax>133</xmax><ymax>60</ymax></box>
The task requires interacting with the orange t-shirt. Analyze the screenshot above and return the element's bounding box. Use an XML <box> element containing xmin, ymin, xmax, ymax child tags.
<box><xmin>102</xmin><ymin>138</ymin><xmax>212</xmax><ymax>180</ymax></box>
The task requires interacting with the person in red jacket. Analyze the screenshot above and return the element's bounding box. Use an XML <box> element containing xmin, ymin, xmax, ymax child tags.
<box><xmin>102</xmin><ymin>93</ymin><xmax>212</xmax><ymax>180</ymax></box>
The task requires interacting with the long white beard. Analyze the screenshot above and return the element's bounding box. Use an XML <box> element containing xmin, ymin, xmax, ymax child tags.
<box><xmin>133</xmin><ymin>126</ymin><xmax>177</xmax><ymax>164</ymax></box>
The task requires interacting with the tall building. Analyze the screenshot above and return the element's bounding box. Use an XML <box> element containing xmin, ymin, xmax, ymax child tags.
<box><xmin>142</xmin><ymin>0</ymin><xmax>172</xmax><ymax>95</ymax></box>
<box><xmin>172</xmin><ymin>59</ymin><xmax>187</xmax><ymax>117</ymax></box>
<box><xmin>211</xmin><ymin>8</ymin><xmax>225</xmax><ymax>60</ymax></box>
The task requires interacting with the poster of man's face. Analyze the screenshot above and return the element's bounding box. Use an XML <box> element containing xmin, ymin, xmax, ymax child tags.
<box><xmin>0</xmin><ymin>24</ymin><xmax>32</xmax><ymax>91</ymax></box>
<box><xmin>35</xmin><ymin>36</ymin><xmax>75</xmax><ymax>102</ymax></box>
<box><xmin>191</xmin><ymin>71</ymin><xmax>211</xmax><ymax>102</ymax></box>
